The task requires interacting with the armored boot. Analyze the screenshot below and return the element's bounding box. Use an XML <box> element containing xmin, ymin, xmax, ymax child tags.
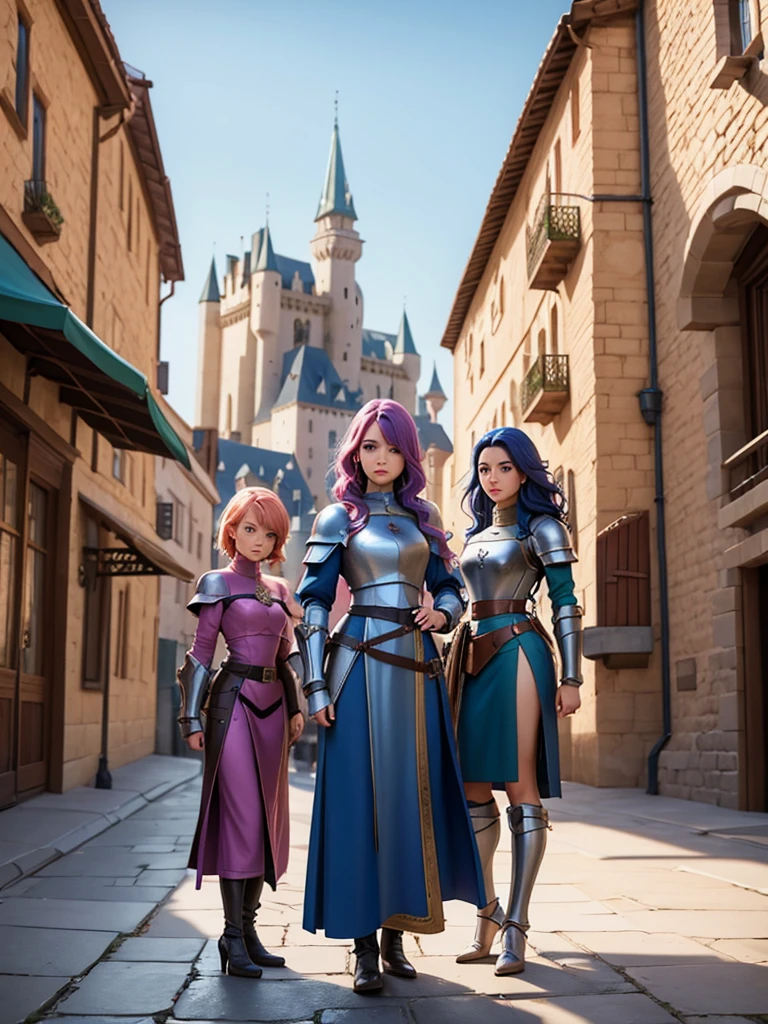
<box><xmin>353</xmin><ymin>932</ymin><xmax>383</xmax><ymax>994</ymax></box>
<box><xmin>380</xmin><ymin>927</ymin><xmax>417</xmax><ymax>979</ymax></box>
<box><xmin>242</xmin><ymin>876</ymin><xmax>286</xmax><ymax>968</ymax></box>
<box><xmin>495</xmin><ymin>804</ymin><xmax>550</xmax><ymax>976</ymax></box>
<box><xmin>457</xmin><ymin>799</ymin><xmax>505</xmax><ymax>962</ymax></box>
<box><xmin>218</xmin><ymin>878</ymin><xmax>262</xmax><ymax>978</ymax></box>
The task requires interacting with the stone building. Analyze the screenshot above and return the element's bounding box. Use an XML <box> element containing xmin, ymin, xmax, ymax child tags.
<box><xmin>194</xmin><ymin>121</ymin><xmax>450</xmax><ymax>508</ymax></box>
<box><xmin>441</xmin><ymin>0</ymin><xmax>768</xmax><ymax>811</ymax></box>
<box><xmin>0</xmin><ymin>0</ymin><xmax>190</xmax><ymax>801</ymax></box>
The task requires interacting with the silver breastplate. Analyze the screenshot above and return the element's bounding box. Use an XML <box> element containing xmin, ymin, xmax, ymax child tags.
<box><xmin>460</xmin><ymin>525</ymin><xmax>541</xmax><ymax>603</ymax></box>
<box><xmin>342</xmin><ymin>497</ymin><xmax>429</xmax><ymax>608</ymax></box>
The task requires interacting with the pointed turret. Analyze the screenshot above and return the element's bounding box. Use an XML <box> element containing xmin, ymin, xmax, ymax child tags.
<box><xmin>199</xmin><ymin>256</ymin><xmax>220</xmax><ymax>303</ymax></box>
<box><xmin>316</xmin><ymin>120</ymin><xmax>357</xmax><ymax>222</ymax></box>
<box><xmin>424</xmin><ymin>361</ymin><xmax>447</xmax><ymax>423</ymax></box>
<box><xmin>195</xmin><ymin>255</ymin><xmax>222</xmax><ymax>429</ymax></box>
<box><xmin>394</xmin><ymin>310</ymin><xmax>418</xmax><ymax>357</ymax></box>
<box><xmin>255</xmin><ymin>224</ymin><xmax>279</xmax><ymax>272</ymax></box>
<box><xmin>391</xmin><ymin>310</ymin><xmax>420</xmax><ymax>411</ymax></box>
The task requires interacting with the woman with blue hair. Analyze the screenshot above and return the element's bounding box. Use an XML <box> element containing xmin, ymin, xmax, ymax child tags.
<box><xmin>449</xmin><ymin>427</ymin><xmax>582</xmax><ymax>976</ymax></box>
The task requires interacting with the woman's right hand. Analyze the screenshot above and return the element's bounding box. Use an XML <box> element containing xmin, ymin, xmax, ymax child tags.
<box><xmin>185</xmin><ymin>731</ymin><xmax>205</xmax><ymax>751</ymax></box>
<box><xmin>313</xmin><ymin>704</ymin><xmax>335</xmax><ymax>728</ymax></box>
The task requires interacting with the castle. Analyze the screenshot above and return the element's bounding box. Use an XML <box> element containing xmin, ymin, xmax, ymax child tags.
<box><xmin>194</xmin><ymin>119</ymin><xmax>450</xmax><ymax>510</ymax></box>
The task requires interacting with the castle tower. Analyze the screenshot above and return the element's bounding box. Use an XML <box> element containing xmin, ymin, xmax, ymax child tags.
<box><xmin>424</xmin><ymin>362</ymin><xmax>447</xmax><ymax>423</ymax></box>
<box><xmin>195</xmin><ymin>257</ymin><xmax>222</xmax><ymax>429</ymax></box>
<box><xmin>250</xmin><ymin>225</ymin><xmax>283</xmax><ymax>428</ymax></box>
<box><xmin>310</xmin><ymin>118</ymin><xmax>363</xmax><ymax>393</ymax></box>
<box><xmin>392</xmin><ymin>309</ymin><xmax>420</xmax><ymax>410</ymax></box>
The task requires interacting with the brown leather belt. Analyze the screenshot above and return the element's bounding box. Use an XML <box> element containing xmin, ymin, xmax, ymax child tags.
<box><xmin>330</xmin><ymin>624</ymin><xmax>443</xmax><ymax>679</ymax></box>
<box><xmin>472</xmin><ymin>599</ymin><xmax>528</xmax><ymax>620</ymax></box>
<box><xmin>466</xmin><ymin>620</ymin><xmax>534</xmax><ymax>676</ymax></box>
<box><xmin>222</xmin><ymin>660</ymin><xmax>277</xmax><ymax>682</ymax></box>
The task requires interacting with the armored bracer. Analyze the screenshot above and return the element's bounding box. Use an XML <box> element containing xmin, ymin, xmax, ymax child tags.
<box><xmin>278</xmin><ymin>650</ymin><xmax>302</xmax><ymax>719</ymax></box>
<box><xmin>177</xmin><ymin>652</ymin><xmax>212</xmax><ymax>737</ymax></box>
<box><xmin>296</xmin><ymin>604</ymin><xmax>331</xmax><ymax>716</ymax></box>
<box><xmin>423</xmin><ymin>500</ymin><xmax>468</xmax><ymax>632</ymax></box>
<box><xmin>553</xmin><ymin>605</ymin><xmax>583</xmax><ymax>687</ymax></box>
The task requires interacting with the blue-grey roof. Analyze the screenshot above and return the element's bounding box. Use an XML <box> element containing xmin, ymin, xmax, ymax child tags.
<box><xmin>425</xmin><ymin>361</ymin><xmax>447</xmax><ymax>398</ymax></box>
<box><xmin>362</xmin><ymin>328</ymin><xmax>396</xmax><ymax>361</ymax></box>
<box><xmin>199</xmin><ymin>257</ymin><xmax>220</xmax><ymax>303</ymax></box>
<box><xmin>394</xmin><ymin>310</ymin><xmax>418</xmax><ymax>356</ymax></box>
<box><xmin>192</xmin><ymin>433</ymin><xmax>315</xmax><ymax>530</ymax></box>
<box><xmin>316</xmin><ymin>121</ymin><xmax>357</xmax><ymax>221</ymax></box>
<box><xmin>250</xmin><ymin>229</ymin><xmax>314</xmax><ymax>294</ymax></box>
<box><xmin>414</xmin><ymin>415</ymin><xmax>453</xmax><ymax>454</ymax></box>
<box><xmin>255</xmin><ymin>225</ymin><xmax>279</xmax><ymax>272</ymax></box>
<box><xmin>274</xmin><ymin>345</ymin><xmax>362</xmax><ymax>412</ymax></box>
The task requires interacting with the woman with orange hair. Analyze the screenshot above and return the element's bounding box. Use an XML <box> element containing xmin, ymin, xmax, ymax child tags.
<box><xmin>177</xmin><ymin>487</ymin><xmax>304</xmax><ymax>979</ymax></box>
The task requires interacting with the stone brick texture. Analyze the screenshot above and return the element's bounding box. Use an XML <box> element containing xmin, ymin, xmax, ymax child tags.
<box><xmin>0</xmin><ymin>0</ymin><xmax>170</xmax><ymax>788</ymax></box>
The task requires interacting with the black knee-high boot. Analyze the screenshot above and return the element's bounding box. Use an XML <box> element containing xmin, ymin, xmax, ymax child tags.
<box><xmin>218</xmin><ymin>878</ymin><xmax>262</xmax><ymax>978</ymax></box>
<box><xmin>353</xmin><ymin>932</ymin><xmax>383</xmax><ymax>994</ymax></box>
<box><xmin>380</xmin><ymin>927</ymin><xmax>417</xmax><ymax>979</ymax></box>
<box><xmin>242</xmin><ymin>876</ymin><xmax>286</xmax><ymax>968</ymax></box>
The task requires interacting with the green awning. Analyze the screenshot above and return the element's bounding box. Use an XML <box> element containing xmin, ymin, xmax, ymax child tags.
<box><xmin>0</xmin><ymin>234</ymin><xmax>190</xmax><ymax>469</ymax></box>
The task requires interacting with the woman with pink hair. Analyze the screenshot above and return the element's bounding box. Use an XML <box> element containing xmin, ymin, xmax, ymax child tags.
<box><xmin>177</xmin><ymin>487</ymin><xmax>304</xmax><ymax>979</ymax></box>
<box><xmin>296</xmin><ymin>400</ymin><xmax>484</xmax><ymax>994</ymax></box>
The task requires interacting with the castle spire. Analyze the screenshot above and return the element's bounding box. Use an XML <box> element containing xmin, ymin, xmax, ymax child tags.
<box><xmin>199</xmin><ymin>256</ymin><xmax>220</xmax><ymax>303</ymax></box>
<box><xmin>394</xmin><ymin>309</ymin><xmax>418</xmax><ymax>356</ymax></box>
<box><xmin>255</xmin><ymin>224</ymin><xmax>278</xmax><ymax>272</ymax></box>
<box><xmin>425</xmin><ymin>361</ymin><xmax>446</xmax><ymax>400</ymax></box>
<box><xmin>315</xmin><ymin>118</ymin><xmax>357</xmax><ymax>222</ymax></box>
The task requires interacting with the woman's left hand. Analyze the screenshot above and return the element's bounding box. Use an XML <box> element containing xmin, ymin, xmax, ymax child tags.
<box><xmin>556</xmin><ymin>685</ymin><xmax>581</xmax><ymax>718</ymax></box>
<box><xmin>289</xmin><ymin>712</ymin><xmax>305</xmax><ymax>745</ymax></box>
<box><xmin>412</xmin><ymin>607</ymin><xmax>446</xmax><ymax>632</ymax></box>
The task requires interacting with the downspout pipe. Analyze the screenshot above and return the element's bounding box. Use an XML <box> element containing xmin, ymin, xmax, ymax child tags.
<box><xmin>634</xmin><ymin>0</ymin><xmax>673</xmax><ymax>794</ymax></box>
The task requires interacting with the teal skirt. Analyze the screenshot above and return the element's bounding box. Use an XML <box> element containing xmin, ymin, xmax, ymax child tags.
<box><xmin>457</xmin><ymin>613</ymin><xmax>562</xmax><ymax>798</ymax></box>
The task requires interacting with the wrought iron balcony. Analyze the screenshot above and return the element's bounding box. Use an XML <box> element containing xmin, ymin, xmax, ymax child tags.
<box><xmin>521</xmin><ymin>354</ymin><xmax>570</xmax><ymax>424</ymax></box>
<box><xmin>22</xmin><ymin>179</ymin><xmax>64</xmax><ymax>243</ymax></box>
<box><xmin>526</xmin><ymin>194</ymin><xmax>580</xmax><ymax>290</ymax></box>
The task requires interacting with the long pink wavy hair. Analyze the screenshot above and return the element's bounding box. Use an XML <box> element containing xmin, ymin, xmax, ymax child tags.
<box><xmin>332</xmin><ymin>399</ymin><xmax>453</xmax><ymax>562</ymax></box>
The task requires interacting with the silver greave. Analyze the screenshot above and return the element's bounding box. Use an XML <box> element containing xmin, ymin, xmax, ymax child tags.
<box><xmin>456</xmin><ymin>801</ymin><xmax>505</xmax><ymax>963</ymax></box>
<box><xmin>495</xmin><ymin>803</ymin><xmax>550</xmax><ymax>976</ymax></box>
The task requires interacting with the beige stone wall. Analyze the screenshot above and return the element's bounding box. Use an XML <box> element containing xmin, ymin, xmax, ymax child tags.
<box><xmin>0</xmin><ymin>0</ymin><xmax>172</xmax><ymax>790</ymax></box>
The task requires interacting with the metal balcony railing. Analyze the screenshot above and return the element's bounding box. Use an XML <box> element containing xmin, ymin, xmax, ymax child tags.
<box><xmin>526</xmin><ymin>193</ymin><xmax>580</xmax><ymax>283</ymax></box>
<box><xmin>521</xmin><ymin>354</ymin><xmax>570</xmax><ymax>415</ymax></box>
<box><xmin>723</xmin><ymin>427</ymin><xmax>768</xmax><ymax>497</ymax></box>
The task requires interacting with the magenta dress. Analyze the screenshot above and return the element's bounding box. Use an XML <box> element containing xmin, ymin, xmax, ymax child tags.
<box><xmin>186</xmin><ymin>554</ymin><xmax>297</xmax><ymax>888</ymax></box>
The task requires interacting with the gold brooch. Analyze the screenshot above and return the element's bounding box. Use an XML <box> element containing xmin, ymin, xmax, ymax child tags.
<box><xmin>254</xmin><ymin>581</ymin><xmax>274</xmax><ymax>606</ymax></box>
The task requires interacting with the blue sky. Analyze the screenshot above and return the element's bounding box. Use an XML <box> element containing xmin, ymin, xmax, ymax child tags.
<box><xmin>103</xmin><ymin>0</ymin><xmax>569</xmax><ymax>432</ymax></box>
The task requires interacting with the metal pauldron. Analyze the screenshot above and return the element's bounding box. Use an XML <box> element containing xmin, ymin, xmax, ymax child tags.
<box><xmin>552</xmin><ymin>605</ymin><xmax>583</xmax><ymax>687</ymax></box>
<box><xmin>176</xmin><ymin>653</ymin><xmax>212</xmax><ymax>738</ymax></box>
<box><xmin>295</xmin><ymin>610</ymin><xmax>331</xmax><ymax>716</ymax></box>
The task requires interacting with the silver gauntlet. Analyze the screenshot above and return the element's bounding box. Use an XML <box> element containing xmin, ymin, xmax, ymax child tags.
<box><xmin>295</xmin><ymin>603</ymin><xmax>331</xmax><ymax>716</ymax></box>
<box><xmin>553</xmin><ymin>605</ymin><xmax>583</xmax><ymax>686</ymax></box>
<box><xmin>177</xmin><ymin>653</ymin><xmax>212</xmax><ymax>737</ymax></box>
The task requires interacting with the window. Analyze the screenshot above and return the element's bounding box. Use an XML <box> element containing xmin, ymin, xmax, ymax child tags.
<box><xmin>172</xmin><ymin>497</ymin><xmax>186</xmax><ymax>546</ymax></box>
<box><xmin>112</xmin><ymin>448</ymin><xmax>125</xmax><ymax>483</ymax></box>
<box><xmin>308</xmin><ymin>419</ymin><xmax>313</xmax><ymax>434</ymax></box>
<box><xmin>551</xmin><ymin>306</ymin><xmax>559</xmax><ymax>355</ymax></box>
<box><xmin>0</xmin><ymin>449</ymin><xmax>20</xmax><ymax>671</ymax></box>
<box><xmin>197</xmin><ymin>530</ymin><xmax>203</xmax><ymax>560</ymax></box>
<box><xmin>538</xmin><ymin>328</ymin><xmax>547</xmax><ymax>358</ymax></box>
<box><xmin>308</xmin><ymin>447</ymin><xmax>313</xmax><ymax>459</ymax></box>
<box><xmin>307</xmin><ymin>467</ymin><xmax>312</xmax><ymax>479</ymax></box>
<box><xmin>344</xmin><ymin>287</ymin><xmax>348</xmax><ymax>299</ymax></box>
<box><xmin>127</xmin><ymin>178</ymin><xmax>133</xmax><ymax>251</ymax></box>
<box><xmin>479</xmin><ymin>340</ymin><xmax>485</xmax><ymax>377</ymax></box>
<box><xmin>294</xmin><ymin>318</ymin><xmax>305</xmax><ymax>346</ymax></box>
<box><xmin>119</xmin><ymin>141</ymin><xmax>124</xmax><ymax>210</ymax></box>
<box><xmin>501</xmin><ymin>401</ymin><xmax>507</xmax><ymax>425</ymax></box>
<box><xmin>571</xmin><ymin>81</ymin><xmax>580</xmax><ymax>144</ymax></box>
<box><xmin>15</xmin><ymin>13</ymin><xmax>30</xmax><ymax>128</ymax></box>
<box><xmin>553</xmin><ymin>139</ymin><xmax>562</xmax><ymax>200</ymax></box>
<box><xmin>731</xmin><ymin>0</ymin><xmax>753</xmax><ymax>52</ymax></box>
<box><xmin>31</xmin><ymin>93</ymin><xmax>45</xmax><ymax>180</ymax></box>
<box><xmin>342</xmin><ymin>351</ymin><xmax>348</xmax><ymax>361</ymax></box>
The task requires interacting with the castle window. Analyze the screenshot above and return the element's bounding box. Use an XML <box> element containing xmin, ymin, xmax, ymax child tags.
<box><xmin>731</xmin><ymin>0</ymin><xmax>753</xmax><ymax>52</ymax></box>
<box><xmin>308</xmin><ymin>447</ymin><xmax>313</xmax><ymax>459</ymax></box>
<box><xmin>328</xmin><ymin>429</ymin><xmax>337</xmax><ymax>450</ymax></box>
<box><xmin>344</xmin><ymin>287</ymin><xmax>348</xmax><ymax>299</ymax></box>
<box><xmin>308</xmin><ymin>419</ymin><xmax>313</xmax><ymax>434</ymax></box>
<box><xmin>294</xmin><ymin>319</ymin><xmax>303</xmax><ymax>346</ymax></box>
<box><xmin>343</xmin><ymin>351</ymin><xmax>348</xmax><ymax>361</ymax></box>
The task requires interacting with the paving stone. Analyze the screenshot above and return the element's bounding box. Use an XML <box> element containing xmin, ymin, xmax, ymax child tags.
<box><xmin>498</xmin><ymin>993</ymin><xmax>679</xmax><ymax>1023</ymax></box>
<box><xmin>396</xmin><ymin>956</ymin><xmax>593</xmax><ymax>998</ymax></box>
<box><xmin>321</xmin><ymin>1011</ymin><xmax>409</xmax><ymax>1023</ymax></box>
<box><xmin>624</xmin><ymin>963</ymin><xmax>768</xmax><ymax>1015</ymax></box>
<box><xmin>0</xmin><ymin>974</ymin><xmax>70</xmax><ymax>1024</ymax></box>
<box><xmin>110</xmin><ymin>936</ymin><xmax>206</xmax><ymax>961</ymax></box>
<box><xmin>563</xmin><ymin>930</ymin><xmax>723</xmax><ymax>965</ymax></box>
<box><xmin>623</xmin><ymin>887</ymin><xmax>768</xmax><ymax>910</ymax></box>
<box><xmin>0</xmin><ymin>924</ymin><xmax>116</xmax><ymax>976</ymax></box>
<box><xmin>87</xmin><ymin>819</ymin><xmax>195</xmax><ymax>845</ymax></box>
<box><xmin>37</xmin><ymin>849</ymin><xmax>189</xmax><ymax>876</ymax></box>
<box><xmin>614</xmin><ymin>909</ymin><xmax>768</xmax><ymax>939</ymax></box>
<box><xmin>55</xmin><ymin>960</ymin><xmax>191</xmax><ymax>1015</ymax></box>
<box><xmin>134</xmin><ymin>867</ymin><xmax>190</xmax><ymax>886</ymax></box>
<box><xmin>18</xmin><ymin>877</ymin><xmax>172</xmax><ymax>902</ymax></box>
<box><xmin>45</xmin><ymin>1018</ymin><xmax>156</xmax><ymax>1024</ymax></box>
<box><xmin>409</xmin><ymin>994</ymin><xmax>537</xmax><ymax>1022</ymax></box>
<box><xmin>173</xmin><ymin>973</ymin><xmax>398</xmax><ymax>1020</ymax></box>
<box><xmin>682</xmin><ymin>1018</ymin><xmax>764</xmax><ymax>1024</ymax></box>
<box><xmin>196</xmin><ymin>939</ymin><xmax>345</xmax><ymax>976</ymax></box>
<box><xmin>0</xmin><ymin>897</ymin><xmax>155</xmax><ymax>932</ymax></box>
<box><xmin>145</xmin><ymin>906</ymin><xmax>255</xmax><ymax>938</ymax></box>
<box><xmin>708</xmin><ymin>936</ymin><xmax>768</xmax><ymax>963</ymax></box>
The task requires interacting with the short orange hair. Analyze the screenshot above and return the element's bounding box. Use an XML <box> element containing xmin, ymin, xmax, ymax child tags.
<box><xmin>217</xmin><ymin>487</ymin><xmax>290</xmax><ymax>565</ymax></box>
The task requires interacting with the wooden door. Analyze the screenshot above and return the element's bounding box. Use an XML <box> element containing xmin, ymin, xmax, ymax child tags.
<box><xmin>0</xmin><ymin>424</ymin><xmax>24</xmax><ymax>808</ymax></box>
<box><xmin>742</xmin><ymin>565</ymin><xmax>768</xmax><ymax>811</ymax></box>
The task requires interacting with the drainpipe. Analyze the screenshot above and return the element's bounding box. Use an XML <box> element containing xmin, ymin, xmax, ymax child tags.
<box><xmin>634</xmin><ymin>0</ymin><xmax>672</xmax><ymax>795</ymax></box>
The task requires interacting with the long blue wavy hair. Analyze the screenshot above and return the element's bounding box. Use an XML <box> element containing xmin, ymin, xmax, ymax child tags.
<box><xmin>462</xmin><ymin>427</ymin><xmax>568</xmax><ymax>540</ymax></box>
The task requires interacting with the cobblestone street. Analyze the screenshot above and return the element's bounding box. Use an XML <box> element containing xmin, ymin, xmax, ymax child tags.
<box><xmin>1</xmin><ymin>756</ymin><xmax>767</xmax><ymax>1023</ymax></box>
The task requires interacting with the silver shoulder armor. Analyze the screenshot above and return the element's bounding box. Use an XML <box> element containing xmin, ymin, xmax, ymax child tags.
<box><xmin>186</xmin><ymin>571</ymin><xmax>230</xmax><ymax>617</ymax></box>
<box><xmin>303</xmin><ymin>503</ymin><xmax>350</xmax><ymax>565</ymax></box>
<box><xmin>528</xmin><ymin>516</ymin><xmax>577</xmax><ymax>567</ymax></box>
